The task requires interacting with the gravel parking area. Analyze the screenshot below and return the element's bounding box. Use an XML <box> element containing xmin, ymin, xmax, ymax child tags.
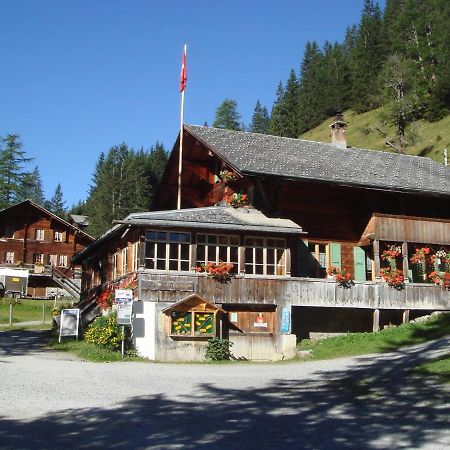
<box><xmin>0</xmin><ymin>330</ymin><xmax>449</xmax><ymax>449</ymax></box>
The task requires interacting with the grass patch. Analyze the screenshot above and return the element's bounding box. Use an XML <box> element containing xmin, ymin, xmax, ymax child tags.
<box><xmin>298</xmin><ymin>313</ymin><xmax>450</xmax><ymax>360</ymax></box>
<box><xmin>0</xmin><ymin>298</ymin><xmax>71</xmax><ymax>324</ymax></box>
<box><xmin>301</xmin><ymin>108</ymin><xmax>450</xmax><ymax>165</ymax></box>
<box><xmin>48</xmin><ymin>336</ymin><xmax>147</xmax><ymax>363</ymax></box>
<box><xmin>414</xmin><ymin>354</ymin><xmax>450</xmax><ymax>384</ymax></box>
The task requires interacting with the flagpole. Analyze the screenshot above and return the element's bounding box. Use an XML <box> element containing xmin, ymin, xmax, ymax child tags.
<box><xmin>177</xmin><ymin>44</ymin><xmax>187</xmax><ymax>210</ymax></box>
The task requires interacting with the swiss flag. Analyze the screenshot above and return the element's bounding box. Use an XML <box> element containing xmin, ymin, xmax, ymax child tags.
<box><xmin>180</xmin><ymin>45</ymin><xmax>187</xmax><ymax>92</ymax></box>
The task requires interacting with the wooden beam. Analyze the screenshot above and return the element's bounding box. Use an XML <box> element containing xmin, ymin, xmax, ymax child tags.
<box><xmin>373</xmin><ymin>309</ymin><xmax>380</xmax><ymax>332</ymax></box>
<box><xmin>402</xmin><ymin>242</ymin><xmax>409</xmax><ymax>282</ymax></box>
<box><xmin>373</xmin><ymin>239</ymin><xmax>381</xmax><ymax>280</ymax></box>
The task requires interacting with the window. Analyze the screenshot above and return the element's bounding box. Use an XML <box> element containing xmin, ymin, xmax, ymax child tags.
<box><xmin>196</xmin><ymin>234</ymin><xmax>239</xmax><ymax>273</ymax></box>
<box><xmin>113</xmin><ymin>253</ymin><xmax>118</xmax><ymax>279</ymax></box>
<box><xmin>59</xmin><ymin>255</ymin><xmax>68</xmax><ymax>267</ymax></box>
<box><xmin>4</xmin><ymin>226</ymin><xmax>14</xmax><ymax>238</ymax></box>
<box><xmin>49</xmin><ymin>254</ymin><xmax>58</xmax><ymax>266</ymax></box>
<box><xmin>170</xmin><ymin>311</ymin><xmax>215</xmax><ymax>336</ymax></box>
<box><xmin>145</xmin><ymin>231</ymin><xmax>191</xmax><ymax>271</ymax></box>
<box><xmin>34</xmin><ymin>253</ymin><xmax>44</xmax><ymax>264</ymax></box>
<box><xmin>244</xmin><ymin>237</ymin><xmax>286</xmax><ymax>275</ymax></box>
<box><xmin>35</xmin><ymin>229</ymin><xmax>45</xmax><ymax>241</ymax></box>
<box><xmin>308</xmin><ymin>242</ymin><xmax>329</xmax><ymax>277</ymax></box>
<box><xmin>5</xmin><ymin>252</ymin><xmax>14</xmax><ymax>264</ymax></box>
<box><xmin>122</xmin><ymin>247</ymin><xmax>128</xmax><ymax>275</ymax></box>
<box><xmin>132</xmin><ymin>242</ymin><xmax>140</xmax><ymax>271</ymax></box>
<box><xmin>54</xmin><ymin>231</ymin><xmax>64</xmax><ymax>242</ymax></box>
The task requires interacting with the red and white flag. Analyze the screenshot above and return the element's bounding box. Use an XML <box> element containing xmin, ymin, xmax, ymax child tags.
<box><xmin>180</xmin><ymin>44</ymin><xmax>187</xmax><ymax>92</ymax></box>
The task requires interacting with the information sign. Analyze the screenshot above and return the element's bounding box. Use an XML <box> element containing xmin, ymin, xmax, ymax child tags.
<box><xmin>59</xmin><ymin>308</ymin><xmax>80</xmax><ymax>343</ymax></box>
<box><xmin>115</xmin><ymin>289</ymin><xmax>133</xmax><ymax>325</ymax></box>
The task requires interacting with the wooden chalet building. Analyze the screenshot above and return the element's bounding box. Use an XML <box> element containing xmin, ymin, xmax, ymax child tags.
<box><xmin>0</xmin><ymin>200</ymin><xmax>94</xmax><ymax>298</ymax></box>
<box><xmin>75</xmin><ymin>120</ymin><xmax>450</xmax><ymax>361</ymax></box>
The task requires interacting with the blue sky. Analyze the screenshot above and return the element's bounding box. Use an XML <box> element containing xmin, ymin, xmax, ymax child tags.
<box><xmin>0</xmin><ymin>0</ymin><xmax>384</xmax><ymax>206</ymax></box>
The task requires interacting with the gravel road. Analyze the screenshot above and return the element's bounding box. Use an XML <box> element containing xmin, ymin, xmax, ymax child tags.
<box><xmin>0</xmin><ymin>330</ymin><xmax>449</xmax><ymax>450</ymax></box>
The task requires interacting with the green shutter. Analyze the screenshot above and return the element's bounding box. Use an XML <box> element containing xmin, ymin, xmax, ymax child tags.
<box><xmin>329</xmin><ymin>243</ymin><xmax>341</xmax><ymax>270</ymax></box>
<box><xmin>353</xmin><ymin>247</ymin><xmax>366</xmax><ymax>282</ymax></box>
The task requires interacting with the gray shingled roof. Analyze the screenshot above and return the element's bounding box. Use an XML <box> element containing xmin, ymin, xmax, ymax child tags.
<box><xmin>185</xmin><ymin>125</ymin><xmax>450</xmax><ymax>197</ymax></box>
<box><xmin>73</xmin><ymin>206</ymin><xmax>304</xmax><ymax>263</ymax></box>
<box><xmin>124</xmin><ymin>206</ymin><xmax>304</xmax><ymax>234</ymax></box>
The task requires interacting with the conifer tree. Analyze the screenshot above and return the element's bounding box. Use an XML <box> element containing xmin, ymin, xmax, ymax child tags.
<box><xmin>19</xmin><ymin>166</ymin><xmax>45</xmax><ymax>205</ymax></box>
<box><xmin>268</xmin><ymin>82</ymin><xmax>286</xmax><ymax>136</ymax></box>
<box><xmin>49</xmin><ymin>183</ymin><xmax>67</xmax><ymax>217</ymax></box>
<box><xmin>349</xmin><ymin>0</ymin><xmax>385</xmax><ymax>112</ymax></box>
<box><xmin>250</xmin><ymin>101</ymin><xmax>270</xmax><ymax>134</ymax></box>
<box><xmin>298</xmin><ymin>42</ymin><xmax>326</xmax><ymax>133</ymax></box>
<box><xmin>0</xmin><ymin>134</ymin><xmax>33</xmax><ymax>209</ymax></box>
<box><xmin>212</xmin><ymin>99</ymin><xmax>241</xmax><ymax>130</ymax></box>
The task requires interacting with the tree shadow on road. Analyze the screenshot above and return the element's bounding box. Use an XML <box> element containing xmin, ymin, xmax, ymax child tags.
<box><xmin>1</xmin><ymin>338</ymin><xmax>449</xmax><ymax>449</ymax></box>
<box><xmin>0</xmin><ymin>329</ymin><xmax>51</xmax><ymax>357</ymax></box>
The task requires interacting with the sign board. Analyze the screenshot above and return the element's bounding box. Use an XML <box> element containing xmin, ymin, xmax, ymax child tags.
<box><xmin>280</xmin><ymin>307</ymin><xmax>291</xmax><ymax>334</ymax></box>
<box><xmin>59</xmin><ymin>308</ymin><xmax>80</xmax><ymax>343</ymax></box>
<box><xmin>115</xmin><ymin>289</ymin><xmax>133</xmax><ymax>325</ymax></box>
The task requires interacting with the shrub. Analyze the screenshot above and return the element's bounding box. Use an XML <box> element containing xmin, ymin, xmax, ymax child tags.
<box><xmin>84</xmin><ymin>312</ymin><xmax>124</xmax><ymax>351</ymax></box>
<box><xmin>205</xmin><ymin>337</ymin><xmax>233</xmax><ymax>361</ymax></box>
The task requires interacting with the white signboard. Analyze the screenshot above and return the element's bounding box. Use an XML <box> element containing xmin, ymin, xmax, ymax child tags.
<box><xmin>115</xmin><ymin>289</ymin><xmax>133</xmax><ymax>326</ymax></box>
<box><xmin>59</xmin><ymin>308</ymin><xmax>80</xmax><ymax>343</ymax></box>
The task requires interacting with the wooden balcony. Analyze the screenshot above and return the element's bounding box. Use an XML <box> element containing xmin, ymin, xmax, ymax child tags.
<box><xmin>137</xmin><ymin>271</ymin><xmax>450</xmax><ymax>311</ymax></box>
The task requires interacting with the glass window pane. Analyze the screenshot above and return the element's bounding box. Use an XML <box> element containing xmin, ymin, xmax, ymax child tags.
<box><xmin>276</xmin><ymin>239</ymin><xmax>285</xmax><ymax>248</ymax></box>
<box><xmin>181</xmin><ymin>261</ymin><xmax>190</xmax><ymax>271</ymax></box>
<box><xmin>254</xmin><ymin>238</ymin><xmax>264</xmax><ymax>247</ymax></box>
<box><xmin>145</xmin><ymin>231</ymin><xmax>157</xmax><ymax>241</ymax></box>
<box><xmin>255</xmin><ymin>265</ymin><xmax>264</xmax><ymax>275</ymax></box>
<box><xmin>230</xmin><ymin>247</ymin><xmax>238</xmax><ymax>263</ymax></box>
<box><xmin>255</xmin><ymin>248</ymin><xmax>263</xmax><ymax>264</ymax></box>
<box><xmin>219</xmin><ymin>246</ymin><xmax>227</xmax><ymax>261</ymax></box>
<box><xmin>229</xmin><ymin>236</ymin><xmax>239</xmax><ymax>245</ymax></box>
<box><xmin>245</xmin><ymin>247</ymin><xmax>253</xmax><ymax>262</ymax></box>
<box><xmin>157</xmin><ymin>231</ymin><xmax>167</xmax><ymax>241</ymax></box>
<box><xmin>171</xmin><ymin>312</ymin><xmax>192</xmax><ymax>334</ymax></box>
<box><xmin>145</xmin><ymin>244</ymin><xmax>154</xmax><ymax>258</ymax></box>
<box><xmin>267</xmin><ymin>264</ymin><xmax>275</xmax><ymax>275</ymax></box>
<box><xmin>245</xmin><ymin>263</ymin><xmax>254</xmax><ymax>274</ymax></box>
<box><xmin>218</xmin><ymin>236</ymin><xmax>228</xmax><ymax>245</ymax></box>
<box><xmin>169</xmin><ymin>244</ymin><xmax>178</xmax><ymax>259</ymax></box>
<box><xmin>245</xmin><ymin>237</ymin><xmax>254</xmax><ymax>246</ymax></box>
<box><xmin>197</xmin><ymin>245</ymin><xmax>205</xmax><ymax>261</ymax></box>
<box><xmin>207</xmin><ymin>235</ymin><xmax>217</xmax><ymax>244</ymax></box>
<box><xmin>157</xmin><ymin>244</ymin><xmax>166</xmax><ymax>258</ymax></box>
<box><xmin>156</xmin><ymin>259</ymin><xmax>165</xmax><ymax>270</ymax></box>
<box><xmin>169</xmin><ymin>260</ymin><xmax>178</xmax><ymax>271</ymax></box>
<box><xmin>197</xmin><ymin>234</ymin><xmax>206</xmax><ymax>244</ymax></box>
<box><xmin>180</xmin><ymin>244</ymin><xmax>189</xmax><ymax>260</ymax></box>
<box><xmin>267</xmin><ymin>239</ymin><xmax>275</xmax><ymax>247</ymax></box>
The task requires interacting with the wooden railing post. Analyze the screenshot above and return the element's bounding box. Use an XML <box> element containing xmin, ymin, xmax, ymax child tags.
<box><xmin>373</xmin><ymin>239</ymin><xmax>381</xmax><ymax>280</ymax></box>
<box><xmin>402</xmin><ymin>242</ymin><xmax>409</xmax><ymax>282</ymax></box>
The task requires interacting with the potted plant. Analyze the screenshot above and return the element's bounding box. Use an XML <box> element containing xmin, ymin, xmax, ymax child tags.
<box><xmin>380</xmin><ymin>267</ymin><xmax>405</xmax><ymax>290</ymax></box>
<box><xmin>227</xmin><ymin>193</ymin><xmax>249</xmax><ymax>208</ymax></box>
<box><xmin>219</xmin><ymin>170</ymin><xmax>238</xmax><ymax>183</ymax></box>
<box><xmin>196</xmin><ymin>261</ymin><xmax>234</xmax><ymax>283</ymax></box>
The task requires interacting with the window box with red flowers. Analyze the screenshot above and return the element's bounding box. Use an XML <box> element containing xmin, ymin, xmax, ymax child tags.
<box><xmin>327</xmin><ymin>266</ymin><xmax>354</xmax><ymax>288</ymax></box>
<box><xmin>429</xmin><ymin>271</ymin><xmax>450</xmax><ymax>290</ymax></box>
<box><xmin>380</xmin><ymin>267</ymin><xmax>405</xmax><ymax>290</ymax></box>
<box><xmin>196</xmin><ymin>261</ymin><xmax>234</xmax><ymax>283</ymax></box>
<box><xmin>410</xmin><ymin>247</ymin><xmax>431</xmax><ymax>282</ymax></box>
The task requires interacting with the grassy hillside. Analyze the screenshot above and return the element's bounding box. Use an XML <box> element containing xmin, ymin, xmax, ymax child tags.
<box><xmin>301</xmin><ymin>108</ymin><xmax>450</xmax><ymax>164</ymax></box>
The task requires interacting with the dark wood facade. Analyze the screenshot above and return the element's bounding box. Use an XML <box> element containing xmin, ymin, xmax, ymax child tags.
<box><xmin>154</xmin><ymin>127</ymin><xmax>450</xmax><ymax>282</ymax></box>
<box><xmin>0</xmin><ymin>200</ymin><xmax>94</xmax><ymax>297</ymax></box>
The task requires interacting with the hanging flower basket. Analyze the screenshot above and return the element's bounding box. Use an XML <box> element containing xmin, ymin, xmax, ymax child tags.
<box><xmin>380</xmin><ymin>267</ymin><xmax>405</xmax><ymax>290</ymax></box>
<box><xmin>381</xmin><ymin>245</ymin><xmax>402</xmax><ymax>269</ymax></box>
<box><xmin>327</xmin><ymin>266</ymin><xmax>354</xmax><ymax>288</ymax></box>
<box><xmin>410</xmin><ymin>247</ymin><xmax>431</xmax><ymax>264</ymax></box>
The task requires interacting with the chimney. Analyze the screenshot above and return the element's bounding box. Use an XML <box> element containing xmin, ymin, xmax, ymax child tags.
<box><xmin>329</xmin><ymin>113</ymin><xmax>347</xmax><ymax>148</ymax></box>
